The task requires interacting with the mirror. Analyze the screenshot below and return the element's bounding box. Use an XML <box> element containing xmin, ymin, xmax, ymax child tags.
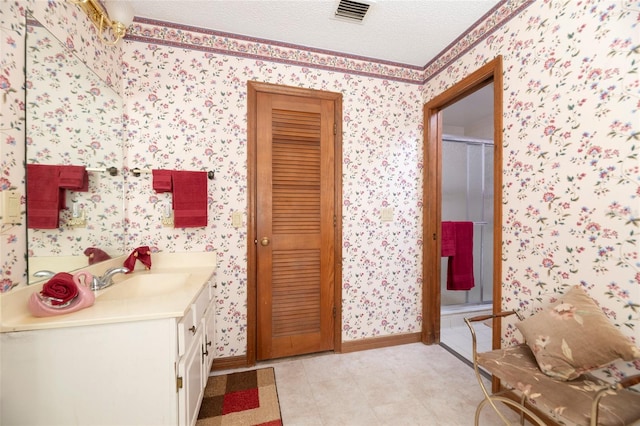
<box><xmin>26</xmin><ymin>15</ymin><xmax>125</xmax><ymax>282</ymax></box>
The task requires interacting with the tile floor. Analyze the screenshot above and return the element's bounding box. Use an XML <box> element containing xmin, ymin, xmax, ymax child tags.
<box><xmin>440</xmin><ymin>306</ymin><xmax>493</xmax><ymax>363</ymax></box>
<box><xmin>216</xmin><ymin>342</ymin><xmax>521</xmax><ymax>425</ymax></box>
<box><xmin>440</xmin><ymin>322</ymin><xmax>493</xmax><ymax>363</ymax></box>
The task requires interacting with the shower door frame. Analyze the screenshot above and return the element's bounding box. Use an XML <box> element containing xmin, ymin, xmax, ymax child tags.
<box><xmin>440</xmin><ymin>135</ymin><xmax>494</xmax><ymax>308</ymax></box>
<box><xmin>421</xmin><ymin>57</ymin><xmax>503</xmax><ymax>352</ymax></box>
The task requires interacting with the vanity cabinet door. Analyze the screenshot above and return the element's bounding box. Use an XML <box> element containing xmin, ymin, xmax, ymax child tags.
<box><xmin>178</xmin><ymin>323</ymin><xmax>205</xmax><ymax>426</ymax></box>
<box><xmin>203</xmin><ymin>304</ymin><xmax>215</xmax><ymax>380</ymax></box>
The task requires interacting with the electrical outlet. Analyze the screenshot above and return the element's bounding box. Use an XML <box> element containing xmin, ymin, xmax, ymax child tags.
<box><xmin>68</xmin><ymin>212</ymin><xmax>87</xmax><ymax>228</ymax></box>
<box><xmin>162</xmin><ymin>212</ymin><xmax>174</xmax><ymax>227</ymax></box>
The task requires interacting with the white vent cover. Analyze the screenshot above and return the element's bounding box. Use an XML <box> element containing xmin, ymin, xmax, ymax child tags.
<box><xmin>334</xmin><ymin>0</ymin><xmax>372</xmax><ymax>23</ymax></box>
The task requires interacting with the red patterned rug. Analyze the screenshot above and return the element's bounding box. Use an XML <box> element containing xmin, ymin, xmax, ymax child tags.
<box><xmin>196</xmin><ymin>367</ymin><xmax>282</xmax><ymax>426</ymax></box>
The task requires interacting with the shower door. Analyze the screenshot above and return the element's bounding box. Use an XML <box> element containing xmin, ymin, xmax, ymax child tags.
<box><xmin>441</xmin><ymin>137</ymin><xmax>494</xmax><ymax>307</ymax></box>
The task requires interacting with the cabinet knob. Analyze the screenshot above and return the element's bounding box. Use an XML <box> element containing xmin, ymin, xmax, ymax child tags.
<box><xmin>189</xmin><ymin>325</ymin><xmax>196</xmax><ymax>334</ymax></box>
<box><xmin>260</xmin><ymin>237</ymin><xmax>270</xmax><ymax>246</ymax></box>
<box><xmin>207</xmin><ymin>340</ymin><xmax>212</xmax><ymax>347</ymax></box>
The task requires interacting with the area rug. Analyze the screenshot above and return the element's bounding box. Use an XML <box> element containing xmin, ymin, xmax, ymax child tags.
<box><xmin>196</xmin><ymin>367</ymin><xmax>282</xmax><ymax>426</ymax></box>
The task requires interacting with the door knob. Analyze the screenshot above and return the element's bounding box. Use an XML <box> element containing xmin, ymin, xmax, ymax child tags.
<box><xmin>260</xmin><ymin>237</ymin><xmax>270</xmax><ymax>246</ymax></box>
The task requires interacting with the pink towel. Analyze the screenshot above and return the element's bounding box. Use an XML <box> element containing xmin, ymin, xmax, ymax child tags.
<box><xmin>172</xmin><ymin>171</ymin><xmax>208</xmax><ymax>228</ymax></box>
<box><xmin>443</xmin><ymin>221</ymin><xmax>475</xmax><ymax>291</ymax></box>
<box><xmin>27</xmin><ymin>164</ymin><xmax>61</xmax><ymax>229</ymax></box>
<box><xmin>152</xmin><ymin>169</ymin><xmax>173</xmax><ymax>193</ymax></box>
<box><xmin>59</xmin><ymin>165</ymin><xmax>88</xmax><ymax>192</ymax></box>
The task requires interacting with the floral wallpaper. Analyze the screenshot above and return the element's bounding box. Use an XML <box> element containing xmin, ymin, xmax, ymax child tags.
<box><xmin>423</xmin><ymin>0</ymin><xmax>640</xmax><ymax>375</ymax></box>
<box><xmin>26</xmin><ymin>22</ymin><xmax>124</xmax><ymax>261</ymax></box>
<box><xmin>0</xmin><ymin>1</ymin><xmax>27</xmax><ymax>292</ymax></box>
<box><xmin>122</xmin><ymin>44</ymin><xmax>424</xmax><ymax>356</ymax></box>
<box><xmin>2</xmin><ymin>0</ymin><xmax>638</xmax><ymax>369</ymax></box>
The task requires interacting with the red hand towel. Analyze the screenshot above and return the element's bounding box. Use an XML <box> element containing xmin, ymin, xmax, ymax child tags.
<box><xmin>152</xmin><ymin>169</ymin><xmax>173</xmax><ymax>193</ymax></box>
<box><xmin>172</xmin><ymin>171</ymin><xmax>208</xmax><ymax>228</ymax></box>
<box><xmin>446</xmin><ymin>221</ymin><xmax>475</xmax><ymax>291</ymax></box>
<box><xmin>123</xmin><ymin>246</ymin><xmax>152</xmax><ymax>272</ymax></box>
<box><xmin>135</xmin><ymin>246</ymin><xmax>152</xmax><ymax>269</ymax></box>
<box><xmin>59</xmin><ymin>165</ymin><xmax>88</xmax><ymax>191</ymax></box>
<box><xmin>41</xmin><ymin>272</ymin><xmax>79</xmax><ymax>305</ymax></box>
<box><xmin>441</xmin><ymin>221</ymin><xmax>456</xmax><ymax>257</ymax></box>
<box><xmin>84</xmin><ymin>247</ymin><xmax>112</xmax><ymax>265</ymax></box>
<box><xmin>27</xmin><ymin>164</ymin><xmax>61</xmax><ymax>229</ymax></box>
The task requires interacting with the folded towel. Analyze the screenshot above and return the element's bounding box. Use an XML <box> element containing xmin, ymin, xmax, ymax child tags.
<box><xmin>84</xmin><ymin>247</ymin><xmax>112</xmax><ymax>265</ymax></box>
<box><xmin>59</xmin><ymin>165</ymin><xmax>88</xmax><ymax>191</ymax></box>
<box><xmin>135</xmin><ymin>246</ymin><xmax>152</xmax><ymax>269</ymax></box>
<box><xmin>27</xmin><ymin>164</ymin><xmax>62</xmax><ymax>229</ymax></box>
<box><xmin>172</xmin><ymin>171</ymin><xmax>208</xmax><ymax>228</ymax></box>
<box><xmin>152</xmin><ymin>169</ymin><xmax>173</xmax><ymax>193</ymax></box>
<box><xmin>123</xmin><ymin>246</ymin><xmax>152</xmax><ymax>273</ymax></box>
<box><xmin>446</xmin><ymin>221</ymin><xmax>475</xmax><ymax>291</ymax></box>
<box><xmin>41</xmin><ymin>272</ymin><xmax>79</xmax><ymax>305</ymax></box>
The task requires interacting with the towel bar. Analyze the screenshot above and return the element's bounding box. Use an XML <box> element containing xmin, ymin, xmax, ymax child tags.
<box><xmin>86</xmin><ymin>166</ymin><xmax>118</xmax><ymax>176</ymax></box>
<box><xmin>131</xmin><ymin>168</ymin><xmax>214</xmax><ymax>180</ymax></box>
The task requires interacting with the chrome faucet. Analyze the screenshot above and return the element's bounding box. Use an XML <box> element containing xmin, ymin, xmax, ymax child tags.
<box><xmin>30</xmin><ymin>270</ymin><xmax>56</xmax><ymax>284</ymax></box>
<box><xmin>90</xmin><ymin>267</ymin><xmax>129</xmax><ymax>291</ymax></box>
<box><xmin>33</xmin><ymin>270</ymin><xmax>56</xmax><ymax>279</ymax></box>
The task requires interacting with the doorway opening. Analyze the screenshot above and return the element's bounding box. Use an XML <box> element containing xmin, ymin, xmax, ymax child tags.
<box><xmin>421</xmin><ymin>57</ymin><xmax>504</xmax><ymax>361</ymax></box>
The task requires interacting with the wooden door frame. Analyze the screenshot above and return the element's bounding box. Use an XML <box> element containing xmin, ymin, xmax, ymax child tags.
<box><xmin>246</xmin><ymin>81</ymin><xmax>343</xmax><ymax>365</ymax></box>
<box><xmin>421</xmin><ymin>56</ymin><xmax>503</xmax><ymax>350</ymax></box>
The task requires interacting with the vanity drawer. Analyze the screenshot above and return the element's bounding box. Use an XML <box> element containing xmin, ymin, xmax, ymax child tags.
<box><xmin>177</xmin><ymin>306</ymin><xmax>197</xmax><ymax>357</ymax></box>
<box><xmin>191</xmin><ymin>285</ymin><xmax>211</xmax><ymax>324</ymax></box>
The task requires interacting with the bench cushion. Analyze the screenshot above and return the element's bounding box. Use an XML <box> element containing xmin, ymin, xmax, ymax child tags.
<box><xmin>478</xmin><ymin>344</ymin><xmax>640</xmax><ymax>426</ymax></box>
<box><xmin>515</xmin><ymin>285</ymin><xmax>640</xmax><ymax>381</ymax></box>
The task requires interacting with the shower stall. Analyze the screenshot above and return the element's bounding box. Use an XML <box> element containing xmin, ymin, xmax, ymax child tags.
<box><xmin>440</xmin><ymin>135</ymin><xmax>494</xmax><ymax>313</ymax></box>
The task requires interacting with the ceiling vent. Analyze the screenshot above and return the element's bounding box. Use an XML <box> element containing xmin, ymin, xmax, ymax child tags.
<box><xmin>334</xmin><ymin>0</ymin><xmax>372</xmax><ymax>23</ymax></box>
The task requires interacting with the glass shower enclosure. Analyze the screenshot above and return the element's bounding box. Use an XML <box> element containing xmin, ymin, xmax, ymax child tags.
<box><xmin>441</xmin><ymin>135</ymin><xmax>494</xmax><ymax>310</ymax></box>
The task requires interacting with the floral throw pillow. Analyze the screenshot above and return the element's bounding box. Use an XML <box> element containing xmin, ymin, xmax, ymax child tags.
<box><xmin>515</xmin><ymin>285</ymin><xmax>640</xmax><ymax>381</ymax></box>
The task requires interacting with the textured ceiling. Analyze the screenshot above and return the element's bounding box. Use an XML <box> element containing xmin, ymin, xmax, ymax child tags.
<box><xmin>126</xmin><ymin>0</ymin><xmax>501</xmax><ymax>67</ymax></box>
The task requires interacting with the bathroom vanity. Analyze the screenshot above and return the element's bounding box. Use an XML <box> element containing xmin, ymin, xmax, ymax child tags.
<box><xmin>0</xmin><ymin>252</ymin><xmax>217</xmax><ymax>426</ymax></box>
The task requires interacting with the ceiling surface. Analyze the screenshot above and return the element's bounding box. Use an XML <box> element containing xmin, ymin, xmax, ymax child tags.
<box><xmin>127</xmin><ymin>0</ymin><xmax>501</xmax><ymax>67</ymax></box>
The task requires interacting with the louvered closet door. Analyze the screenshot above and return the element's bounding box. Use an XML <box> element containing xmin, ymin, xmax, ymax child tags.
<box><xmin>256</xmin><ymin>92</ymin><xmax>335</xmax><ymax>360</ymax></box>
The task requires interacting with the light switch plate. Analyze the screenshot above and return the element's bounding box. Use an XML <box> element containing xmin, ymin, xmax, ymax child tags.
<box><xmin>381</xmin><ymin>207</ymin><xmax>394</xmax><ymax>222</ymax></box>
<box><xmin>2</xmin><ymin>190</ymin><xmax>21</xmax><ymax>224</ymax></box>
<box><xmin>232</xmin><ymin>211</ymin><xmax>243</xmax><ymax>228</ymax></box>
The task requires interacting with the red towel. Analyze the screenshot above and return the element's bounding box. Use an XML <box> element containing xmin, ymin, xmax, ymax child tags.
<box><xmin>27</xmin><ymin>164</ymin><xmax>61</xmax><ymax>229</ymax></box>
<box><xmin>152</xmin><ymin>169</ymin><xmax>173</xmax><ymax>193</ymax></box>
<box><xmin>123</xmin><ymin>246</ymin><xmax>152</xmax><ymax>272</ymax></box>
<box><xmin>59</xmin><ymin>165</ymin><xmax>88</xmax><ymax>191</ymax></box>
<box><xmin>441</xmin><ymin>221</ymin><xmax>456</xmax><ymax>256</ymax></box>
<box><xmin>172</xmin><ymin>171</ymin><xmax>208</xmax><ymax>228</ymax></box>
<box><xmin>444</xmin><ymin>221</ymin><xmax>475</xmax><ymax>291</ymax></box>
<box><xmin>41</xmin><ymin>272</ymin><xmax>79</xmax><ymax>305</ymax></box>
<box><xmin>84</xmin><ymin>247</ymin><xmax>112</xmax><ymax>265</ymax></box>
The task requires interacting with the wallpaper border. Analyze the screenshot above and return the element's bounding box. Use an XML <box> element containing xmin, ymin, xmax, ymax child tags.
<box><xmin>124</xmin><ymin>0</ymin><xmax>531</xmax><ymax>84</ymax></box>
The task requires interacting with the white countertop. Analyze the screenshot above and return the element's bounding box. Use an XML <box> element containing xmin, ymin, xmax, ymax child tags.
<box><xmin>0</xmin><ymin>252</ymin><xmax>217</xmax><ymax>332</ymax></box>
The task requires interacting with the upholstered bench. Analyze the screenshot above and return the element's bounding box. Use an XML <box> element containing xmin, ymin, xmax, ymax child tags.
<box><xmin>465</xmin><ymin>286</ymin><xmax>640</xmax><ymax>426</ymax></box>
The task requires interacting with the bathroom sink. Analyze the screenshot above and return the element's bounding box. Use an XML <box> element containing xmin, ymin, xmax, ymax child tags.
<box><xmin>96</xmin><ymin>273</ymin><xmax>191</xmax><ymax>300</ymax></box>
